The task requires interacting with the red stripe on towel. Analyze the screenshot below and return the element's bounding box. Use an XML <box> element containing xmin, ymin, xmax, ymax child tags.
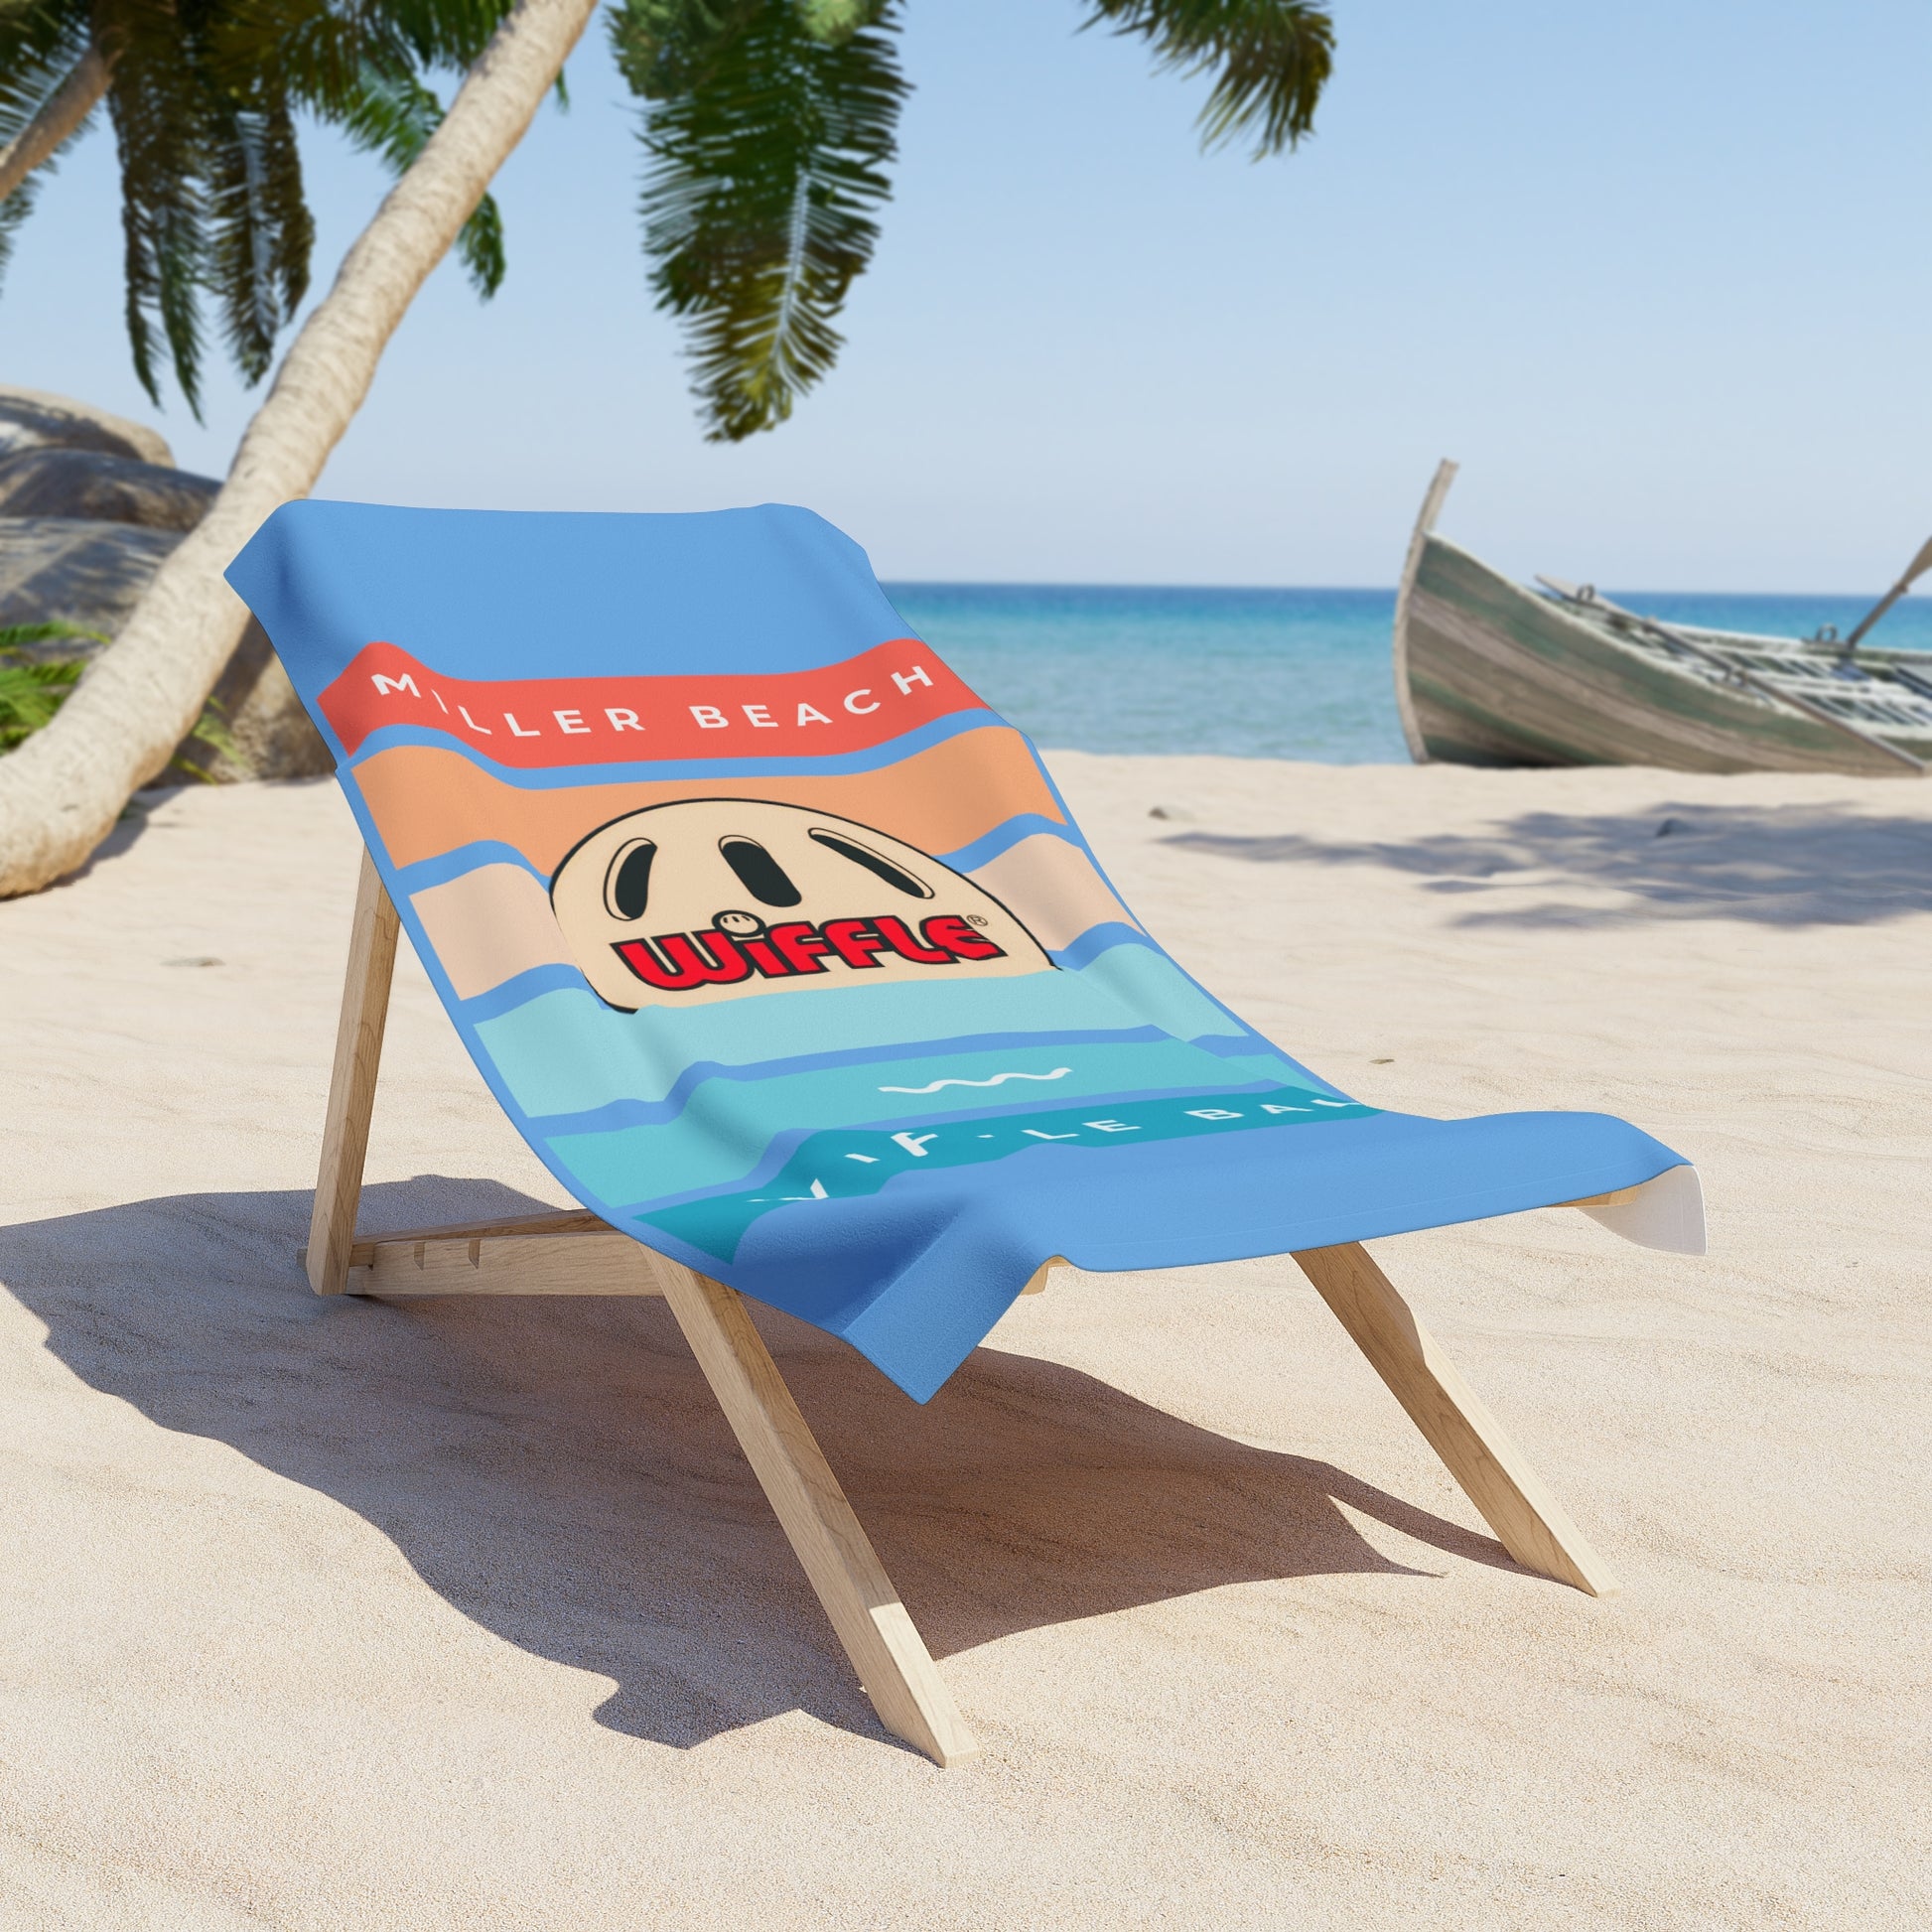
<box><xmin>319</xmin><ymin>638</ymin><xmax>983</xmax><ymax>765</ymax></box>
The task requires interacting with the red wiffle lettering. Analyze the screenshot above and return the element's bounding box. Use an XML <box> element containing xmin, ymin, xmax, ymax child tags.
<box><xmin>610</xmin><ymin>913</ymin><xmax>1006</xmax><ymax>993</ymax></box>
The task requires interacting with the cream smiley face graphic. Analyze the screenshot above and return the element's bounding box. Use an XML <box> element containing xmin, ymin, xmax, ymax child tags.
<box><xmin>549</xmin><ymin>798</ymin><xmax>1054</xmax><ymax>1011</ymax></box>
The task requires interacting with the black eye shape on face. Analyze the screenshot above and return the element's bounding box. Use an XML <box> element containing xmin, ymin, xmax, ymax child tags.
<box><xmin>809</xmin><ymin>828</ymin><xmax>932</xmax><ymax>898</ymax></box>
<box><xmin>604</xmin><ymin>839</ymin><xmax>657</xmax><ymax>920</ymax></box>
<box><xmin>719</xmin><ymin>836</ymin><xmax>803</xmax><ymax>906</ymax></box>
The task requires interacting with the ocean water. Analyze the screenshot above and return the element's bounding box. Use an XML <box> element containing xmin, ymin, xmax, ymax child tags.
<box><xmin>884</xmin><ymin>583</ymin><xmax>1932</xmax><ymax>763</ymax></box>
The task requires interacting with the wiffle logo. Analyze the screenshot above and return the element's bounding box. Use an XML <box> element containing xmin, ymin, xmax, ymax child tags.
<box><xmin>614</xmin><ymin>911</ymin><xmax>1004</xmax><ymax>993</ymax></box>
<box><xmin>549</xmin><ymin>797</ymin><xmax>1054</xmax><ymax>1011</ymax></box>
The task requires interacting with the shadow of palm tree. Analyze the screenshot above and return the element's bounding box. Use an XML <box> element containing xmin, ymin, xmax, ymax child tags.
<box><xmin>0</xmin><ymin>1176</ymin><xmax>1516</xmax><ymax>1754</ymax></box>
<box><xmin>1167</xmin><ymin>801</ymin><xmax>1932</xmax><ymax>928</ymax></box>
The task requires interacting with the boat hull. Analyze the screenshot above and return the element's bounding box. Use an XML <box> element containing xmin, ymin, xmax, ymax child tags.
<box><xmin>1401</xmin><ymin>535</ymin><xmax>1921</xmax><ymax>776</ymax></box>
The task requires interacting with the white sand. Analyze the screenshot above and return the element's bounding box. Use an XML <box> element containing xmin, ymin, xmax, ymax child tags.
<box><xmin>2</xmin><ymin>759</ymin><xmax>1927</xmax><ymax>1929</ymax></box>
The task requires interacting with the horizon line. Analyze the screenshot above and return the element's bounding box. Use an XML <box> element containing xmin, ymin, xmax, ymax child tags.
<box><xmin>880</xmin><ymin>579</ymin><xmax>1912</xmax><ymax>603</ymax></box>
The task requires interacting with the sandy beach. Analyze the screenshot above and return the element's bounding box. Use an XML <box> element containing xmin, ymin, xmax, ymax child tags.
<box><xmin>2</xmin><ymin>754</ymin><xmax>1927</xmax><ymax>1929</ymax></box>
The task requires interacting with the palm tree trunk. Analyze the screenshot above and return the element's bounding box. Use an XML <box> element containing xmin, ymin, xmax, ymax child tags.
<box><xmin>0</xmin><ymin>43</ymin><xmax>109</xmax><ymax>205</ymax></box>
<box><xmin>0</xmin><ymin>0</ymin><xmax>599</xmax><ymax>897</ymax></box>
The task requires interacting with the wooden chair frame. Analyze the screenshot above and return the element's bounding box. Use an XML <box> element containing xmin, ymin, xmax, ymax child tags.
<box><xmin>303</xmin><ymin>851</ymin><xmax>1622</xmax><ymax>1766</ymax></box>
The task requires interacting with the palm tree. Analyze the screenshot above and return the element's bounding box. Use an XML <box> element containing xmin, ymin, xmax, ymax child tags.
<box><xmin>0</xmin><ymin>0</ymin><xmax>1334</xmax><ymax>896</ymax></box>
<box><xmin>0</xmin><ymin>0</ymin><xmax>516</xmax><ymax>413</ymax></box>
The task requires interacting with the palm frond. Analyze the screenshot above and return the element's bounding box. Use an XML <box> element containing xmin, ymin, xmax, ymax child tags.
<box><xmin>214</xmin><ymin>0</ymin><xmax>396</xmax><ymax>115</ymax></box>
<box><xmin>328</xmin><ymin>62</ymin><xmax>505</xmax><ymax>297</ymax></box>
<box><xmin>0</xmin><ymin>0</ymin><xmax>93</xmax><ymax>143</ymax></box>
<box><xmin>213</xmin><ymin>0</ymin><xmax>510</xmax><ymax>298</ymax></box>
<box><xmin>0</xmin><ymin>0</ymin><xmax>94</xmax><ymax>295</ymax></box>
<box><xmin>0</xmin><ymin>625</ymin><xmax>100</xmax><ymax>754</ymax></box>
<box><xmin>454</xmin><ymin>182</ymin><xmax>503</xmax><ymax>295</ymax></box>
<box><xmin>166</xmin><ymin>690</ymin><xmax>244</xmax><ymax>777</ymax></box>
<box><xmin>204</xmin><ymin>92</ymin><xmax>313</xmax><ymax>382</ymax></box>
<box><xmin>0</xmin><ymin>158</ymin><xmax>40</xmax><ymax>290</ymax></box>
<box><xmin>0</xmin><ymin>654</ymin><xmax>82</xmax><ymax>752</ymax></box>
<box><xmin>613</xmin><ymin>0</ymin><xmax>908</xmax><ymax>442</ymax></box>
<box><xmin>376</xmin><ymin>0</ymin><xmax>516</xmax><ymax>72</ymax></box>
<box><xmin>0</xmin><ymin>629</ymin><xmax>236</xmax><ymax>767</ymax></box>
<box><xmin>101</xmin><ymin>0</ymin><xmax>215</xmax><ymax>413</ymax></box>
<box><xmin>612</xmin><ymin>0</ymin><xmax>760</xmax><ymax>96</ymax></box>
<box><xmin>794</xmin><ymin>0</ymin><xmax>890</xmax><ymax>41</ymax></box>
<box><xmin>1084</xmin><ymin>0</ymin><xmax>1334</xmax><ymax>158</ymax></box>
<box><xmin>0</xmin><ymin>620</ymin><xmax>111</xmax><ymax>649</ymax></box>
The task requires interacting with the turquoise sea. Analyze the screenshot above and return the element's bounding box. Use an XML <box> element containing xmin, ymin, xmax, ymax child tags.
<box><xmin>884</xmin><ymin>584</ymin><xmax>1932</xmax><ymax>763</ymax></box>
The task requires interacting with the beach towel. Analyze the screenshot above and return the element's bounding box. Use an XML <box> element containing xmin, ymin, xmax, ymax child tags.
<box><xmin>226</xmin><ymin>502</ymin><xmax>1702</xmax><ymax>1402</ymax></box>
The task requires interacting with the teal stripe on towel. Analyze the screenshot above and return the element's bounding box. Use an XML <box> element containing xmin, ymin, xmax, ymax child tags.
<box><xmin>546</xmin><ymin>1038</ymin><xmax>1306</xmax><ymax>1203</ymax></box>
<box><xmin>476</xmin><ymin>940</ymin><xmax>1247</xmax><ymax>1117</ymax></box>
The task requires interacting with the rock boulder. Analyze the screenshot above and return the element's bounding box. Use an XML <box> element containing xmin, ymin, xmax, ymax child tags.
<box><xmin>0</xmin><ymin>385</ymin><xmax>175</xmax><ymax>468</ymax></box>
<box><xmin>0</xmin><ymin>517</ymin><xmax>182</xmax><ymax>643</ymax></box>
<box><xmin>0</xmin><ymin>448</ymin><xmax>219</xmax><ymax>531</ymax></box>
<box><xmin>0</xmin><ymin>388</ymin><xmax>331</xmax><ymax>782</ymax></box>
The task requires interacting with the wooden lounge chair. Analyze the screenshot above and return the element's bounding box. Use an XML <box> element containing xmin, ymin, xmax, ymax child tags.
<box><xmin>232</xmin><ymin>500</ymin><xmax>1705</xmax><ymax>1766</ymax></box>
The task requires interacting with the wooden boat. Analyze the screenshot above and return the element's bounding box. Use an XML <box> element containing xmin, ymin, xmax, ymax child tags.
<box><xmin>1392</xmin><ymin>462</ymin><xmax>1932</xmax><ymax>775</ymax></box>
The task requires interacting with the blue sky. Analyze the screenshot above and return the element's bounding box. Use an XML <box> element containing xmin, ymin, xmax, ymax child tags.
<box><xmin>8</xmin><ymin>0</ymin><xmax>1928</xmax><ymax>588</ymax></box>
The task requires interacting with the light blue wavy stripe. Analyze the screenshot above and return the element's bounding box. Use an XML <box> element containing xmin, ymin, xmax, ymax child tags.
<box><xmin>1196</xmin><ymin>1030</ymin><xmax>1281</xmax><ymax>1058</ymax></box>
<box><xmin>933</xmin><ymin>812</ymin><xmax>1081</xmax><ymax>873</ymax></box>
<box><xmin>456</xmin><ymin>963</ymin><xmax>586</xmax><ymax>1023</ymax></box>
<box><xmin>394</xmin><ymin>839</ymin><xmax>550</xmax><ymax>894</ymax></box>
<box><xmin>345</xmin><ymin>707</ymin><xmax>1008</xmax><ymax>788</ymax></box>
<box><xmin>1049</xmin><ymin>921</ymin><xmax>1164</xmax><ymax>970</ymax></box>
<box><xmin>390</xmin><ymin>805</ymin><xmax>1081</xmax><ymax>904</ymax></box>
<box><xmin>523</xmin><ymin>1025</ymin><xmax>1176</xmax><ymax>1136</ymax></box>
<box><xmin>474</xmin><ymin>942</ymin><xmax>1242</xmax><ymax>1116</ymax></box>
<box><xmin>545</xmin><ymin>1039</ymin><xmax>1302</xmax><ymax>1202</ymax></box>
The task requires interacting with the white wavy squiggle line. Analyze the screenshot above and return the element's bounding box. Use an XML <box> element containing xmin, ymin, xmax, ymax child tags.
<box><xmin>878</xmin><ymin>1066</ymin><xmax>1072</xmax><ymax>1095</ymax></box>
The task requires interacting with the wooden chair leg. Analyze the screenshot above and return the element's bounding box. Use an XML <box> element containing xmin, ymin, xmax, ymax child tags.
<box><xmin>308</xmin><ymin>849</ymin><xmax>400</xmax><ymax>1297</ymax></box>
<box><xmin>302</xmin><ymin>856</ymin><xmax>971</xmax><ymax>1756</ymax></box>
<box><xmin>646</xmin><ymin>1256</ymin><xmax>980</xmax><ymax>1766</ymax></box>
<box><xmin>1293</xmin><ymin>1242</ymin><xmax>1619</xmax><ymax>1596</ymax></box>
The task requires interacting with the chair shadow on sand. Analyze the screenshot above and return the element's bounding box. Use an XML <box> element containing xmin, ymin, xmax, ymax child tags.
<box><xmin>0</xmin><ymin>1176</ymin><xmax>1521</xmax><ymax>1754</ymax></box>
<box><xmin>1167</xmin><ymin>800</ymin><xmax>1932</xmax><ymax>929</ymax></box>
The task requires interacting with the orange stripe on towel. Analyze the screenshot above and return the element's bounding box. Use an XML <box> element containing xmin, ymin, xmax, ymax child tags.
<box><xmin>968</xmin><ymin>835</ymin><xmax>1138</xmax><ymax>951</ymax></box>
<box><xmin>356</xmin><ymin>724</ymin><xmax>1066</xmax><ymax>877</ymax></box>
